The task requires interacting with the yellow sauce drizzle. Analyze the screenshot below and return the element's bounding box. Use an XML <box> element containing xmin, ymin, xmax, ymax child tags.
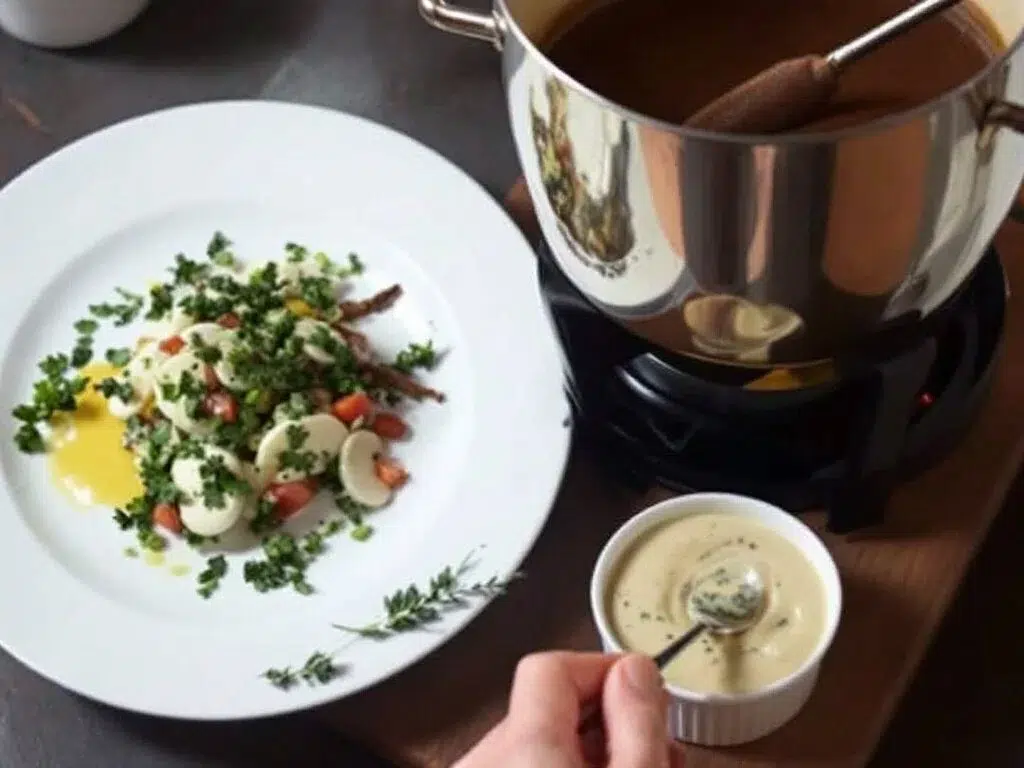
<box><xmin>48</xmin><ymin>362</ymin><xmax>143</xmax><ymax>507</ymax></box>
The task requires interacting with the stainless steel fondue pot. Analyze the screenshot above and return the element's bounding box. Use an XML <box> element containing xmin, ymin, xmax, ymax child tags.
<box><xmin>420</xmin><ymin>0</ymin><xmax>1024</xmax><ymax>367</ymax></box>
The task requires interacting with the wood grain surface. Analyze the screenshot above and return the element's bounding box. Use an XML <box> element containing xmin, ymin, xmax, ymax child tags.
<box><xmin>323</xmin><ymin>183</ymin><xmax>1024</xmax><ymax>768</ymax></box>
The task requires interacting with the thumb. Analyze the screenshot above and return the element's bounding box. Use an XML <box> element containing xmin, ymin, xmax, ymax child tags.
<box><xmin>602</xmin><ymin>654</ymin><xmax>672</xmax><ymax>768</ymax></box>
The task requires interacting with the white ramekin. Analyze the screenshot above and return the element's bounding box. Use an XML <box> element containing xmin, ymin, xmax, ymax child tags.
<box><xmin>590</xmin><ymin>492</ymin><xmax>842</xmax><ymax>747</ymax></box>
<box><xmin>0</xmin><ymin>0</ymin><xmax>149</xmax><ymax>49</ymax></box>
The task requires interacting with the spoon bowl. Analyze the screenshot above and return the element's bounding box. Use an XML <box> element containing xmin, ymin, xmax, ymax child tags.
<box><xmin>649</xmin><ymin>561</ymin><xmax>765</xmax><ymax>668</ymax></box>
<box><xmin>687</xmin><ymin>561</ymin><xmax>766</xmax><ymax>634</ymax></box>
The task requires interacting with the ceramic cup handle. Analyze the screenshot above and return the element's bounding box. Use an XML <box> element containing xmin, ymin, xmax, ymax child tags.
<box><xmin>418</xmin><ymin>0</ymin><xmax>504</xmax><ymax>48</ymax></box>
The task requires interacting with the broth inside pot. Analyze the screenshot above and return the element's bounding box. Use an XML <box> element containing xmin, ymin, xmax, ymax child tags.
<box><xmin>542</xmin><ymin>0</ymin><xmax>1004</xmax><ymax>131</ymax></box>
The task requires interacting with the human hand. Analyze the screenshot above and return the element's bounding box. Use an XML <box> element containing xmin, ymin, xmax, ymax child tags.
<box><xmin>454</xmin><ymin>651</ymin><xmax>685</xmax><ymax>768</ymax></box>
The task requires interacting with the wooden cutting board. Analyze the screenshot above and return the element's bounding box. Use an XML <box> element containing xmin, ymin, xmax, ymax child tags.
<box><xmin>321</xmin><ymin>184</ymin><xmax>1024</xmax><ymax>768</ymax></box>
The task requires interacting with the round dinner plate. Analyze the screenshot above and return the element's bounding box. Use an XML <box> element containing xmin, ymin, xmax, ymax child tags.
<box><xmin>0</xmin><ymin>101</ymin><xmax>571</xmax><ymax>719</ymax></box>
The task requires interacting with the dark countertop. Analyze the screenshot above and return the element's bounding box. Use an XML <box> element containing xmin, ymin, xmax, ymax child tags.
<box><xmin>1</xmin><ymin>2</ymin><xmax>1022</xmax><ymax>766</ymax></box>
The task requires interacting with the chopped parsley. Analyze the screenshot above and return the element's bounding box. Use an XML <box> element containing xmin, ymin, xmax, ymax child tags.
<box><xmin>198</xmin><ymin>454</ymin><xmax>251</xmax><ymax>510</ymax></box>
<box><xmin>89</xmin><ymin>288</ymin><xmax>145</xmax><ymax>326</ymax></box>
<box><xmin>197</xmin><ymin>554</ymin><xmax>228</xmax><ymax>599</ymax></box>
<box><xmin>105</xmin><ymin>347</ymin><xmax>132</xmax><ymax>367</ymax></box>
<box><xmin>393</xmin><ymin>341</ymin><xmax>437</xmax><ymax>373</ymax></box>
<box><xmin>243</xmin><ymin>533</ymin><xmax>315</xmax><ymax>595</ymax></box>
<box><xmin>11</xmin><ymin>353</ymin><xmax>90</xmax><ymax>453</ymax></box>
<box><xmin>146</xmin><ymin>283</ymin><xmax>174</xmax><ymax>320</ymax></box>
<box><xmin>207</xmin><ymin>231</ymin><xmax>236</xmax><ymax>268</ymax></box>
<box><xmin>96</xmin><ymin>376</ymin><xmax>135</xmax><ymax>403</ymax></box>
<box><xmin>278</xmin><ymin>424</ymin><xmax>317</xmax><ymax>475</ymax></box>
<box><xmin>248</xmin><ymin>497</ymin><xmax>280</xmax><ymax>535</ymax></box>
<box><xmin>169</xmin><ymin>253</ymin><xmax>209</xmax><ymax>286</ymax></box>
<box><xmin>73</xmin><ymin>319</ymin><xmax>99</xmax><ymax>335</ymax></box>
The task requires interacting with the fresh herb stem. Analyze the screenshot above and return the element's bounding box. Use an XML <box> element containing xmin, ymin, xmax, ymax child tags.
<box><xmin>263</xmin><ymin>651</ymin><xmax>344</xmax><ymax>690</ymax></box>
<box><xmin>334</xmin><ymin>552</ymin><xmax>520</xmax><ymax>639</ymax></box>
<box><xmin>263</xmin><ymin>551</ymin><xmax>519</xmax><ymax>690</ymax></box>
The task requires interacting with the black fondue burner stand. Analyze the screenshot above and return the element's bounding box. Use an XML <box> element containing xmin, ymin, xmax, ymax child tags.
<box><xmin>538</xmin><ymin>242</ymin><xmax>1008</xmax><ymax>533</ymax></box>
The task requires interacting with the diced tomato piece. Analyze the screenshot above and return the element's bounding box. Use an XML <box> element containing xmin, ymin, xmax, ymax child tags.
<box><xmin>372</xmin><ymin>413</ymin><xmax>408</xmax><ymax>440</ymax></box>
<box><xmin>332</xmin><ymin>392</ymin><xmax>373</xmax><ymax>424</ymax></box>
<box><xmin>158</xmin><ymin>335</ymin><xmax>186</xmax><ymax>355</ymax></box>
<box><xmin>375</xmin><ymin>457</ymin><xmax>409</xmax><ymax>489</ymax></box>
<box><xmin>266</xmin><ymin>479</ymin><xmax>319</xmax><ymax>520</ymax></box>
<box><xmin>152</xmin><ymin>503</ymin><xmax>183</xmax><ymax>534</ymax></box>
<box><xmin>216</xmin><ymin>312</ymin><xmax>241</xmax><ymax>329</ymax></box>
<box><xmin>204</xmin><ymin>391</ymin><xmax>238</xmax><ymax>423</ymax></box>
<box><xmin>202</xmin><ymin>365</ymin><xmax>220</xmax><ymax>390</ymax></box>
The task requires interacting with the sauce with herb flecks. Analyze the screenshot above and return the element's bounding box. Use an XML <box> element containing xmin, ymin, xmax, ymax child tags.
<box><xmin>606</xmin><ymin>513</ymin><xmax>826</xmax><ymax>694</ymax></box>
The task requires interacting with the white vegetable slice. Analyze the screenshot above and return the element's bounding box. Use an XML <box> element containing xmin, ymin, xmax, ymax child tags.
<box><xmin>171</xmin><ymin>446</ymin><xmax>247</xmax><ymax>537</ymax></box>
<box><xmin>255</xmin><ymin>413</ymin><xmax>349</xmax><ymax>484</ymax></box>
<box><xmin>213</xmin><ymin>336</ymin><xmax>247</xmax><ymax>392</ymax></box>
<box><xmin>153</xmin><ymin>351</ymin><xmax>214</xmax><ymax>437</ymax></box>
<box><xmin>179</xmin><ymin>322</ymin><xmax>230</xmax><ymax>349</ymax></box>
<box><xmin>102</xmin><ymin>341</ymin><xmax>169</xmax><ymax>418</ymax></box>
<box><xmin>293</xmin><ymin>318</ymin><xmax>348</xmax><ymax>365</ymax></box>
<box><xmin>107</xmin><ymin>389</ymin><xmax>141</xmax><ymax>419</ymax></box>
<box><xmin>339</xmin><ymin>430</ymin><xmax>392</xmax><ymax>508</ymax></box>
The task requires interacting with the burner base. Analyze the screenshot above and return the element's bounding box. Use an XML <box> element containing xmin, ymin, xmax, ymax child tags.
<box><xmin>541</xmin><ymin>243</ymin><xmax>1006</xmax><ymax>531</ymax></box>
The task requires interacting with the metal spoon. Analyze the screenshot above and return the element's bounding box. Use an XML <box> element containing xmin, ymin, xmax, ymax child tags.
<box><xmin>653</xmin><ymin>561</ymin><xmax>766</xmax><ymax>667</ymax></box>
<box><xmin>685</xmin><ymin>0</ymin><xmax>965</xmax><ymax>133</ymax></box>
<box><xmin>578</xmin><ymin>562</ymin><xmax>765</xmax><ymax>737</ymax></box>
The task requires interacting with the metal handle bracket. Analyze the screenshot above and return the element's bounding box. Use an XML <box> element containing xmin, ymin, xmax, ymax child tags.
<box><xmin>986</xmin><ymin>101</ymin><xmax>1024</xmax><ymax>134</ymax></box>
<box><xmin>418</xmin><ymin>0</ymin><xmax>504</xmax><ymax>49</ymax></box>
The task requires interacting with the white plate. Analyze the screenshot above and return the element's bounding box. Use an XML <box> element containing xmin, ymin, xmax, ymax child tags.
<box><xmin>0</xmin><ymin>101</ymin><xmax>570</xmax><ymax>719</ymax></box>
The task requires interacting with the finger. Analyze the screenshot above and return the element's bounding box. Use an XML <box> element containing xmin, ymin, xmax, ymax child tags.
<box><xmin>670</xmin><ymin>742</ymin><xmax>687</xmax><ymax>768</ymax></box>
<box><xmin>507</xmin><ymin>652</ymin><xmax>619</xmax><ymax>744</ymax></box>
<box><xmin>602</xmin><ymin>654</ymin><xmax>672</xmax><ymax>768</ymax></box>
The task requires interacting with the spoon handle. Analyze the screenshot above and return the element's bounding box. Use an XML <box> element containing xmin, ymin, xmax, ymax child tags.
<box><xmin>652</xmin><ymin>623</ymin><xmax>707</xmax><ymax>668</ymax></box>
<box><xmin>576</xmin><ymin>624</ymin><xmax>707</xmax><ymax>738</ymax></box>
<box><xmin>826</xmin><ymin>0</ymin><xmax>962</xmax><ymax>70</ymax></box>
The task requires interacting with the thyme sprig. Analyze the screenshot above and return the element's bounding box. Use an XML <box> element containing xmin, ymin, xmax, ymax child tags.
<box><xmin>263</xmin><ymin>651</ymin><xmax>344</xmax><ymax>690</ymax></box>
<box><xmin>334</xmin><ymin>552</ymin><xmax>520</xmax><ymax>639</ymax></box>
<box><xmin>262</xmin><ymin>552</ymin><xmax>520</xmax><ymax>689</ymax></box>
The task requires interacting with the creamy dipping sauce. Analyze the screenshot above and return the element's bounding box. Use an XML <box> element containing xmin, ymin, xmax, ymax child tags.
<box><xmin>606</xmin><ymin>513</ymin><xmax>826</xmax><ymax>695</ymax></box>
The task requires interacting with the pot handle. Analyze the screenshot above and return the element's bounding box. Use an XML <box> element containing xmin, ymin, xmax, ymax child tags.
<box><xmin>985</xmin><ymin>100</ymin><xmax>1024</xmax><ymax>133</ymax></box>
<box><xmin>419</xmin><ymin>0</ymin><xmax>504</xmax><ymax>48</ymax></box>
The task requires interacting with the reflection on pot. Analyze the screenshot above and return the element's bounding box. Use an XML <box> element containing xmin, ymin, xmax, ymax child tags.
<box><xmin>530</xmin><ymin>78</ymin><xmax>635</xmax><ymax>278</ymax></box>
<box><xmin>682</xmin><ymin>294</ymin><xmax>805</xmax><ymax>365</ymax></box>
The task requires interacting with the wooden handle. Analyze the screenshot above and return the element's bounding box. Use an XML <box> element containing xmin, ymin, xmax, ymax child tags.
<box><xmin>685</xmin><ymin>55</ymin><xmax>838</xmax><ymax>134</ymax></box>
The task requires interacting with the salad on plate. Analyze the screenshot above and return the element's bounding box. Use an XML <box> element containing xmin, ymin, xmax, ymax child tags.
<box><xmin>11</xmin><ymin>232</ymin><xmax>444</xmax><ymax>598</ymax></box>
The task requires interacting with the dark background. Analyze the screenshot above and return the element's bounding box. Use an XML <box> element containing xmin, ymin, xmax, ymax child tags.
<box><xmin>1</xmin><ymin>2</ymin><xmax>1022</xmax><ymax>765</ymax></box>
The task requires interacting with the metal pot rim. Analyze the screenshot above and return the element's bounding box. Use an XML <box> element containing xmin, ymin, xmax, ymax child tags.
<box><xmin>495</xmin><ymin>0</ymin><xmax>1024</xmax><ymax>145</ymax></box>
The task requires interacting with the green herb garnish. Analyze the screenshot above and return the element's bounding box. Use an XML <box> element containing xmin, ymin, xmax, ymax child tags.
<box><xmin>105</xmin><ymin>347</ymin><xmax>132</xmax><ymax>367</ymax></box>
<box><xmin>263</xmin><ymin>651</ymin><xmax>343</xmax><ymax>690</ymax></box>
<box><xmin>393</xmin><ymin>341</ymin><xmax>437</xmax><ymax>374</ymax></box>
<box><xmin>197</xmin><ymin>555</ymin><xmax>228</xmax><ymax>599</ymax></box>
<box><xmin>334</xmin><ymin>553</ymin><xmax>519</xmax><ymax>639</ymax></box>
<box><xmin>89</xmin><ymin>288</ymin><xmax>145</xmax><ymax>326</ymax></box>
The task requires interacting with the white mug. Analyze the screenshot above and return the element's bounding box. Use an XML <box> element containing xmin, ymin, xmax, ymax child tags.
<box><xmin>0</xmin><ymin>0</ymin><xmax>150</xmax><ymax>48</ymax></box>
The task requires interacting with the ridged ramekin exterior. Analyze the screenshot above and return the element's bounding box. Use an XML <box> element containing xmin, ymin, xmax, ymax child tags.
<box><xmin>590</xmin><ymin>493</ymin><xmax>842</xmax><ymax>748</ymax></box>
<box><xmin>596</xmin><ymin>626</ymin><xmax>821</xmax><ymax>745</ymax></box>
